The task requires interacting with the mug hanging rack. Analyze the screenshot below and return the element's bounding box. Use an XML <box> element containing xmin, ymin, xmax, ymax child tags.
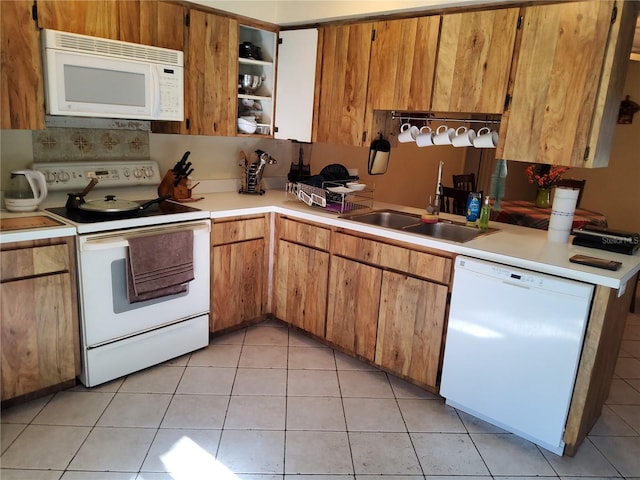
<box><xmin>391</xmin><ymin>111</ymin><xmax>501</xmax><ymax>125</ymax></box>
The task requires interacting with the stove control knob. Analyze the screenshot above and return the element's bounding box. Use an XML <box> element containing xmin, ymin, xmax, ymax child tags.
<box><xmin>144</xmin><ymin>167</ymin><xmax>153</xmax><ymax>177</ymax></box>
<box><xmin>133</xmin><ymin>168</ymin><xmax>143</xmax><ymax>178</ymax></box>
<box><xmin>57</xmin><ymin>171</ymin><xmax>71</xmax><ymax>183</ymax></box>
<box><xmin>123</xmin><ymin>168</ymin><xmax>130</xmax><ymax>178</ymax></box>
<box><xmin>43</xmin><ymin>170</ymin><xmax>56</xmax><ymax>183</ymax></box>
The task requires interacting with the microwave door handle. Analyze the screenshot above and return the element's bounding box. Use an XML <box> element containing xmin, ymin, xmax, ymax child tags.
<box><xmin>150</xmin><ymin>65</ymin><xmax>161</xmax><ymax>117</ymax></box>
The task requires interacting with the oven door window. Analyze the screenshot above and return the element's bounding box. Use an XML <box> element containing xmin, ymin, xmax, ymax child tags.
<box><xmin>111</xmin><ymin>259</ymin><xmax>187</xmax><ymax>314</ymax></box>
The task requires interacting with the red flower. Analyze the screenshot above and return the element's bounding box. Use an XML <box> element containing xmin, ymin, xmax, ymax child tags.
<box><xmin>525</xmin><ymin>164</ymin><xmax>570</xmax><ymax>189</ymax></box>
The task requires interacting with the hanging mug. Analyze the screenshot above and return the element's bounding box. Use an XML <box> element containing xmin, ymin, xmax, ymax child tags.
<box><xmin>398</xmin><ymin>123</ymin><xmax>420</xmax><ymax>143</ymax></box>
<box><xmin>416</xmin><ymin>126</ymin><xmax>435</xmax><ymax>147</ymax></box>
<box><xmin>452</xmin><ymin>126</ymin><xmax>477</xmax><ymax>147</ymax></box>
<box><xmin>432</xmin><ymin>125</ymin><xmax>456</xmax><ymax>145</ymax></box>
<box><xmin>473</xmin><ymin>127</ymin><xmax>499</xmax><ymax>148</ymax></box>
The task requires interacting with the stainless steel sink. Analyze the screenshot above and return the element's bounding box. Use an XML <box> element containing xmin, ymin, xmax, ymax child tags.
<box><xmin>402</xmin><ymin>221</ymin><xmax>497</xmax><ymax>243</ymax></box>
<box><xmin>340</xmin><ymin>209</ymin><xmax>422</xmax><ymax>229</ymax></box>
<box><xmin>340</xmin><ymin>209</ymin><xmax>498</xmax><ymax>243</ymax></box>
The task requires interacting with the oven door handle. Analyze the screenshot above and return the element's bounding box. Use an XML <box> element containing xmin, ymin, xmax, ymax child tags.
<box><xmin>80</xmin><ymin>221</ymin><xmax>210</xmax><ymax>251</ymax></box>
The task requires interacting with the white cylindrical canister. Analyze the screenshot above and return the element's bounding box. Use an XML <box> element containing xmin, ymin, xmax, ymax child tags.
<box><xmin>547</xmin><ymin>187</ymin><xmax>580</xmax><ymax>243</ymax></box>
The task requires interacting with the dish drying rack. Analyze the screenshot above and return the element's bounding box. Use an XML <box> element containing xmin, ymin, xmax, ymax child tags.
<box><xmin>286</xmin><ymin>181</ymin><xmax>374</xmax><ymax>214</ymax></box>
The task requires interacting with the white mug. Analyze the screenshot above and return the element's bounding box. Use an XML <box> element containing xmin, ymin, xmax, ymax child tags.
<box><xmin>416</xmin><ymin>126</ymin><xmax>435</xmax><ymax>147</ymax></box>
<box><xmin>452</xmin><ymin>126</ymin><xmax>476</xmax><ymax>147</ymax></box>
<box><xmin>398</xmin><ymin>123</ymin><xmax>420</xmax><ymax>143</ymax></box>
<box><xmin>473</xmin><ymin>127</ymin><xmax>499</xmax><ymax>148</ymax></box>
<box><xmin>432</xmin><ymin>125</ymin><xmax>455</xmax><ymax>145</ymax></box>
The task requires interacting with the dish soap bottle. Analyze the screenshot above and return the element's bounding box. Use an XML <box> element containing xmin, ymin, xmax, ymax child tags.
<box><xmin>478</xmin><ymin>195</ymin><xmax>491</xmax><ymax>230</ymax></box>
<box><xmin>465</xmin><ymin>192</ymin><xmax>481</xmax><ymax>226</ymax></box>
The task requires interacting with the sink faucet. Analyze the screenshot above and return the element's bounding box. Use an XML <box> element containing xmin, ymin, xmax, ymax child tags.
<box><xmin>427</xmin><ymin>161</ymin><xmax>444</xmax><ymax>215</ymax></box>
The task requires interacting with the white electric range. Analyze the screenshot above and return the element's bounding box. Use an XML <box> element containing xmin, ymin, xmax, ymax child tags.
<box><xmin>35</xmin><ymin>161</ymin><xmax>211</xmax><ymax>387</ymax></box>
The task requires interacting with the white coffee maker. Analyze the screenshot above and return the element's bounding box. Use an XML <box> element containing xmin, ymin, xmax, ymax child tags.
<box><xmin>3</xmin><ymin>170</ymin><xmax>48</xmax><ymax>212</ymax></box>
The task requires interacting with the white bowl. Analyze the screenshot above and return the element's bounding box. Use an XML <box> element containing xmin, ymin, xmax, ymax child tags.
<box><xmin>237</xmin><ymin>118</ymin><xmax>257</xmax><ymax>134</ymax></box>
<box><xmin>346</xmin><ymin>182</ymin><xmax>365</xmax><ymax>191</ymax></box>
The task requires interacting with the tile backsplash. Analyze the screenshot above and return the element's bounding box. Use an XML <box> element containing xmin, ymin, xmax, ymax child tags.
<box><xmin>32</xmin><ymin>127</ymin><xmax>149</xmax><ymax>162</ymax></box>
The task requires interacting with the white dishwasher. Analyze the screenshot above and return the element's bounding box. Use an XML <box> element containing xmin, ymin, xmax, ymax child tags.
<box><xmin>440</xmin><ymin>256</ymin><xmax>594</xmax><ymax>455</ymax></box>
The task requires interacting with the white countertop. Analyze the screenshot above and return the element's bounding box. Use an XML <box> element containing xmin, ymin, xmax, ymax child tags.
<box><xmin>2</xmin><ymin>188</ymin><xmax>638</xmax><ymax>291</ymax></box>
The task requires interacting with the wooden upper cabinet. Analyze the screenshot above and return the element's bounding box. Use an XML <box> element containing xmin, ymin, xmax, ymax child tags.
<box><xmin>365</xmin><ymin>16</ymin><xmax>440</xmax><ymax>127</ymax></box>
<box><xmin>185</xmin><ymin>10</ymin><xmax>237</xmax><ymax>136</ymax></box>
<box><xmin>497</xmin><ymin>1</ymin><xmax>635</xmax><ymax>167</ymax></box>
<box><xmin>314</xmin><ymin>23</ymin><xmax>373</xmax><ymax>146</ymax></box>
<box><xmin>1</xmin><ymin>0</ymin><xmax>45</xmax><ymax>129</ymax></box>
<box><xmin>37</xmin><ymin>0</ymin><xmax>120</xmax><ymax>39</ymax></box>
<box><xmin>121</xmin><ymin>1</ymin><xmax>184</xmax><ymax>50</ymax></box>
<box><xmin>432</xmin><ymin>8</ymin><xmax>519</xmax><ymax>113</ymax></box>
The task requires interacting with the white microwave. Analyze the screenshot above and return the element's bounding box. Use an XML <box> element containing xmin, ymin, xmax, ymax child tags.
<box><xmin>41</xmin><ymin>29</ymin><xmax>184</xmax><ymax>121</ymax></box>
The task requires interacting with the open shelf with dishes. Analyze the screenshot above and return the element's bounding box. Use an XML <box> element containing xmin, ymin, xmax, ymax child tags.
<box><xmin>237</xmin><ymin>25</ymin><xmax>277</xmax><ymax>137</ymax></box>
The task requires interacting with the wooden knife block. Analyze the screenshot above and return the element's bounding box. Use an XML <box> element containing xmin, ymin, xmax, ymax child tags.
<box><xmin>158</xmin><ymin>170</ymin><xmax>192</xmax><ymax>201</ymax></box>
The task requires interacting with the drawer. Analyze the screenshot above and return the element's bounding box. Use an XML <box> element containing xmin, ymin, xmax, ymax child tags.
<box><xmin>212</xmin><ymin>216</ymin><xmax>266</xmax><ymax>245</ymax></box>
<box><xmin>333</xmin><ymin>231</ymin><xmax>452</xmax><ymax>284</ymax></box>
<box><xmin>278</xmin><ymin>217</ymin><xmax>331</xmax><ymax>251</ymax></box>
<box><xmin>1</xmin><ymin>244</ymin><xmax>70</xmax><ymax>281</ymax></box>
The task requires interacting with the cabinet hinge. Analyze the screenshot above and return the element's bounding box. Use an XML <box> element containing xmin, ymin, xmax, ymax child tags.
<box><xmin>362</xmin><ymin>131</ymin><xmax>367</xmax><ymax>143</ymax></box>
<box><xmin>31</xmin><ymin>2</ymin><xmax>38</xmax><ymax>21</ymax></box>
<box><xmin>274</xmin><ymin>126</ymin><xmax>279</xmax><ymax>133</ymax></box>
<box><xmin>371</xmin><ymin>29</ymin><xmax>376</xmax><ymax>41</ymax></box>
<box><xmin>185</xmin><ymin>118</ymin><xmax>190</xmax><ymax>130</ymax></box>
<box><xmin>446</xmin><ymin>291</ymin><xmax>452</xmax><ymax>305</ymax></box>
<box><xmin>185</xmin><ymin>13</ymin><xmax>190</xmax><ymax>27</ymax></box>
<box><xmin>278</xmin><ymin>37</ymin><xmax>283</xmax><ymax>45</ymax></box>
<box><xmin>517</xmin><ymin>15</ymin><xmax>523</xmax><ymax>30</ymax></box>
<box><xmin>611</xmin><ymin>5</ymin><xmax>618</xmax><ymax>24</ymax></box>
<box><xmin>504</xmin><ymin>94</ymin><xmax>512</xmax><ymax>111</ymax></box>
<box><xmin>584</xmin><ymin>146</ymin><xmax>590</xmax><ymax>161</ymax></box>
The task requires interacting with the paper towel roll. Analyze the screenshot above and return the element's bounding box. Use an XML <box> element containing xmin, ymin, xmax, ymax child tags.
<box><xmin>547</xmin><ymin>187</ymin><xmax>579</xmax><ymax>243</ymax></box>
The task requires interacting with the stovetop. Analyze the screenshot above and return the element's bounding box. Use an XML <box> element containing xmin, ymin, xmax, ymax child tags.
<box><xmin>47</xmin><ymin>201</ymin><xmax>200</xmax><ymax>223</ymax></box>
<box><xmin>46</xmin><ymin>200</ymin><xmax>210</xmax><ymax>234</ymax></box>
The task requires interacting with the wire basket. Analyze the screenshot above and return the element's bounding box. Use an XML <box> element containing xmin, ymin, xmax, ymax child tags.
<box><xmin>286</xmin><ymin>181</ymin><xmax>373</xmax><ymax>214</ymax></box>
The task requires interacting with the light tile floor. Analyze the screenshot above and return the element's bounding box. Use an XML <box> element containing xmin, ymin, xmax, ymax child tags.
<box><xmin>2</xmin><ymin>295</ymin><xmax>640</xmax><ymax>479</ymax></box>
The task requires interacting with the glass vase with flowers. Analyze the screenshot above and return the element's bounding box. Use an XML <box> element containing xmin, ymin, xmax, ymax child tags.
<box><xmin>525</xmin><ymin>164</ymin><xmax>570</xmax><ymax>208</ymax></box>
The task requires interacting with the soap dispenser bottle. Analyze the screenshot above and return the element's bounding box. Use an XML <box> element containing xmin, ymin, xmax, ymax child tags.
<box><xmin>479</xmin><ymin>195</ymin><xmax>491</xmax><ymax>230</ymax></box>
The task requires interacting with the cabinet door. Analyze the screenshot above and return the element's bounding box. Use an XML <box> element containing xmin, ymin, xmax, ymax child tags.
<box><xmin>186</xmin><ymin>10</ymin><xmax>237</xmax><ymax>136</ymax></box>
<box><xmin>432</xmin><ymin>8</ymin><xmax>519</xmax><ymax>113</ymax></box>
<box><xmin>120</xmin><ymin>1</ymin><xmax>184</xmax><ymax>50</ymax></box>
<box><xmin>1</xmin><ymin>0</ymin><xmax>45</xmax><ymax>130</ymax></box>
<box><xmin>37</xmin><ymin>0</ymin><xmax>120</xmax><ymax>39</ymax></box>
<box><xmin>326</xmin><ymin>256</ymin><xmax>382</xmax><ymax>362</ymax></box>
<box><xmin>497</xmin><ymin>1</ymin><xmax>613</xmax><ymax>166</ymax></box>
<box><xmin>275</xmin><ymin>240</ymin><xmax>329</xmax><ymax>337</ymax></box>
<box><xmin>366</xmin><ymin>17</ymin><xmax>439</xmax><ymax>115</ymax></box>
<box><xmin>375</xmin><ymin>271</ymin><xmax>448</xmax><ymax>389</ymax></box>
<box><xmin>275</xmin><ymin>29</ymin><xmax>318</xmax><ymax>142</ymax></box>
<box><xmin>211</xmin><ymin>238</ymin><xmax>264</xmax><ymax>332</ymax></box>
<box><xmin>314</xmin><ymin>23</ymin><xmax>373</xmax><ymax>146</ymax></box>
<box><xmin>1</xmin><ymin>274</ymin><xmax>76</xmax><ymax>400</ymax></box>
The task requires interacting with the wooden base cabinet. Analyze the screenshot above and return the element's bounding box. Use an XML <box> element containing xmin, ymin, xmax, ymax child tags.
<box><xmin>211</xmin><ymin>215</ymin><xmax>268</xmax><ymax>333</ymax></box>
<box><xmin>0</xmin><ymin>238</ymin><xmax>79</xmax><ymax>403</ymax></box>
<box><xmin>326</xmin><ymin>256</ymin><xmax>382</xmax><ymax>362</ymax></box>
<box><xmin>375</xmin><ymin>271</ymin><xmax>448</xmax><ymax>390</ymax></box>
<box><xmin>274</xmin><ymin>216</ymin><xmax>331</xmax><ymax>337</ymax></box>
<box><xmin>330</xmin><ymin>230</ymin><xmax>453</xmax><ymax>390</ymax></box>
<box><xmin>275</xmin><ymin>240</ymin><xmax>329</xmax><ymax>337</ymax></box>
